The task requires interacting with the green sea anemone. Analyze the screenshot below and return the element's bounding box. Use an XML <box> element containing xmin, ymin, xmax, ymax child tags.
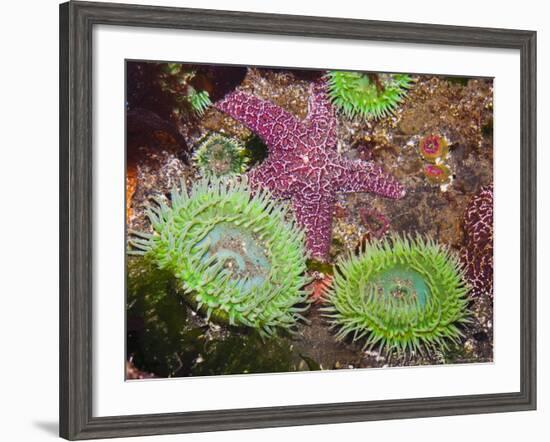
<box><xmin>157</xmin><ymin>63</ymin><xmax>212</xmax><ymax>116</ymax></box>
<box><xmin>193</xmin><ymin>133</ymin><xmax>249</xmax><ymax>177</ymax></box>
<box><xmin>129</xmin><ymin>177</ymin><xmax>310</xmax><ymax>337</ymax></box>
<box><xmin>323</xmin><ymin>235</ymin><xmax>470</xmax><ymax>354</ymax></box>
<box><xmin>186</xmin><ymin>88</ymin><xmax>212</xmax><ymax>116</ymax></box>
<box><xmin>326</xmin><ymin>71</ymin><xmax>413</xmax><ymax>120</ymax></box>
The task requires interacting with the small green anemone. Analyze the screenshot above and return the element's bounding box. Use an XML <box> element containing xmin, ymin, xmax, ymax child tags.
<box><xmin>193</xmin><ymin>133</ymin><xmax>249</xmax><ymax>178</ymax></box>
<box><xmin>186</xmin><ymin>88</ymin><xmax>212</xmax><ymax>116</ymax></box>
<box><xmin>323</xmin><ymin>235</ymin><xmax>470</xmax><ymax>354</ymax></box>
<box><xmin>129</xmin><ymin>177</ymin><xmax>310</xmax><ymax>337</ymax></box>
<box><xmin>326</xmin><ymin>71</ymin><xmax>413</xmax><ymax>120</ymax></box>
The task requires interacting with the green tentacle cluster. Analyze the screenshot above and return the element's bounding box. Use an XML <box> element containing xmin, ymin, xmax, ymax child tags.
<box><xmin>326</xmin><ymin>71</ymin><xmax>413</xmax><ymax>120</ymax></box>
<box><xmin>157</xmin><ymin>63</ymin><xmax>212</xmax><ymax>116</ymax></box>
<box><xmin>323</xmin><ymin>235</ymin><xmax>470</xmax><ymax>354</ymax></box>
<box><xmin>193</xmin><ymin>133</ymin><xmax>249</xmax><ymax>178</ymax></box>
<box><xmin>129</xmin><ymin>177</ymin><xmax>310</xmax><ymax>337</ymax></box>
<box><xmin>186</xmin><ymin>88</ymin><xmax>212</xmax><ymax>116</ymax></box>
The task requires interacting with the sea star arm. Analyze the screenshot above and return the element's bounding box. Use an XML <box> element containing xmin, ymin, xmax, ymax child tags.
<box><xmin>214</xmin><ymin>91</ymin><xmax>302</xmax><ymax>152</ymax></box>
<box><xmin>247</xmin><ymin>160</ymin><xmax>294</xmax><ymax>199</ymax></box>
<box><xmin>334</xmin><ymin>159</ymin><xmax>406</xmax><ymax>199</ymax></box>
<box><xmin>292</xmin><ymin>193</ymin><xmax>335</xmax><ymax>261</ymax></box>
<box><xmin>304</xmin><ymin>80</ymin><xmax>338</xmax><ymax>147</ymax></box>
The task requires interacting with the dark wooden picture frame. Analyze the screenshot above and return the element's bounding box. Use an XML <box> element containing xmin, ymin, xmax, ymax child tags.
<box><xmin>59</xmin><ymin>1</ymin><xmax>537</xmax><ymax>439</ymax></box>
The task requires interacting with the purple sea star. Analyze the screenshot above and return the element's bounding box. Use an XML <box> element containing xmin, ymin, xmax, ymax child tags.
<box><xmin>214</xmin><ymin>80</ymin><xmax>406</xmax><ymax>261</ymax></box>
<box><xmin>460</xmin><ymin>184</ymin><xmax>493</xmax><ymax>297</ymax></box>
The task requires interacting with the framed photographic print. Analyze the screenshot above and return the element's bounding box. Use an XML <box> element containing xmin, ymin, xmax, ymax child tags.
<box><xmin>59</xmin><ymin>1</ymin><xmax>537</xmax><ymax>440</ymax></box>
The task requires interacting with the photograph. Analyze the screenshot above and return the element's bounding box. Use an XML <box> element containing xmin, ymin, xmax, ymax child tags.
<box><xmin>0</xmin><ymin>0</ymin><xmax>543</xmax><ymax>440</ymax></box>
<box><xmin>125</xmin><ymin>61</ymin><xmax>494</xmax><ymax>379</ymax></box>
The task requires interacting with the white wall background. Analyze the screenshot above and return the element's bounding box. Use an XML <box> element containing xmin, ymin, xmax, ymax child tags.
<box><xmin>0</xmin><ymin>0</ymin><xmax>546</xmax><ymax>441</ymax></box>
